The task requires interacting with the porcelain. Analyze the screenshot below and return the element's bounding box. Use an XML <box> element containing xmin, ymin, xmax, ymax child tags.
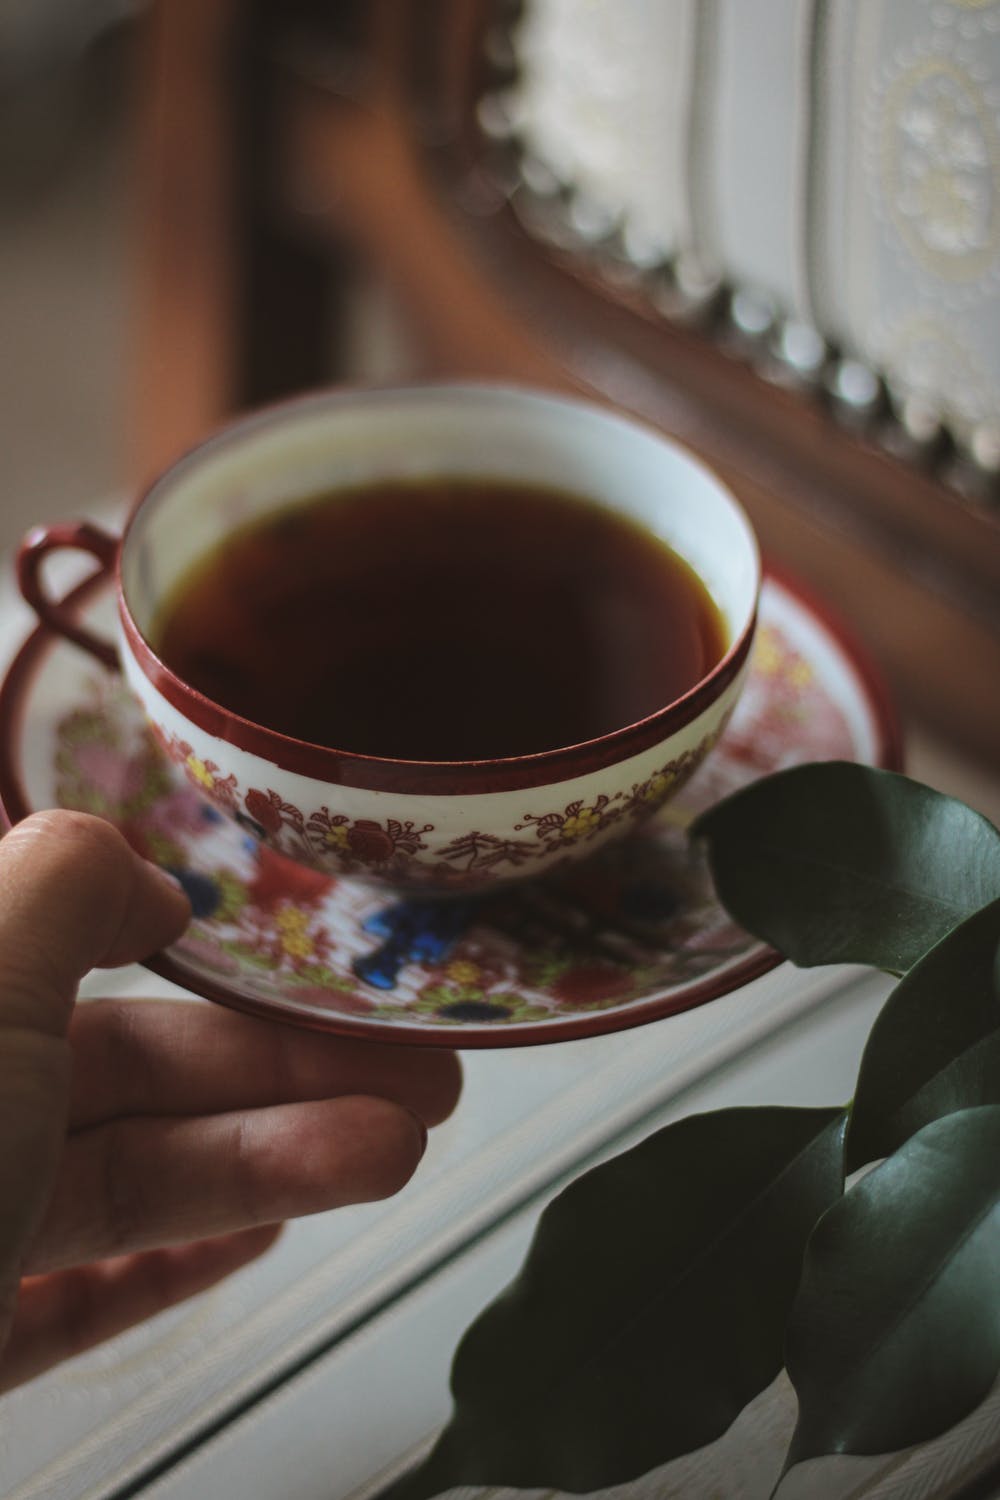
<box><xmin>17</xmin><ymin>385</ymin><xmax>760</xmax><ymax>891</ymax></box>
<box><xmin>0</xmin><ymin>572</ymin><xmax>900</xmax><ymax>1047</ymax></box>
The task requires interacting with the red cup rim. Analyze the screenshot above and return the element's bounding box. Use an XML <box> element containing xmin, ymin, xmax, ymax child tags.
<box><xmin>117</xmin><ymin>382</ymin><xmax>761</xmax><ymax>795</ymax></box>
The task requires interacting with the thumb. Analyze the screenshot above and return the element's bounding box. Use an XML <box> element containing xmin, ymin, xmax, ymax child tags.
<box><xmin>0</xmin><ymin>812</ymin><xmax>189</xmax><ymax>1324</ymax></box>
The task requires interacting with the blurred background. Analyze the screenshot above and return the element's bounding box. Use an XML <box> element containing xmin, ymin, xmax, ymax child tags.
<box><xmin>1</xmin><ymin>0</ymin><xmax>142</xmax><ymax>537</ymax></box>
<box><xmin>1</xmin><ymin>0</ymin><xmax>998</xmax><ymax>819</ymax></box>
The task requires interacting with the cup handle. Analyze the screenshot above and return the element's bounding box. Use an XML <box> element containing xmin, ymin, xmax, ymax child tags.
<box><xmin>17</xmin><ymin>522</ymin><xmax>121</xmax><ymax>673</ymax></box>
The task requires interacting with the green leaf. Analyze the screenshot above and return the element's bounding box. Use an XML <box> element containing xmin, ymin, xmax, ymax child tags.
<box><xmin>693</xmin><ymin>764</ymin><xmax>1000</xmax><ymax>974</ymax></box>
<box><xmin>386</xmin><ymin>1107</ymin><xmax>844</xmax><ymax>1500</ymax></box>
<box><xmin>783</xmin><ymin>1106</ymin><xmax>1000</xmax><ymax>1475</ymax></box>
<box><xmin>847</xmin><ymin>898</ymin><xmax>1000</xmax><ymax>1169</ymax></box>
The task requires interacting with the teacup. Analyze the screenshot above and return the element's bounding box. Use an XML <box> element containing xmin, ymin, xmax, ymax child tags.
<box><xmin>18</xmin><ymin>384</ymin><xmax>760</xmax><ymax>891</ymax></box>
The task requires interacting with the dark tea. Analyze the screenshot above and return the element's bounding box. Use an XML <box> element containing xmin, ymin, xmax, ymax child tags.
<box><xmin>152</xmin><ymin>479</ymin><xmax>727</xmax><ymax>762</ymax></box>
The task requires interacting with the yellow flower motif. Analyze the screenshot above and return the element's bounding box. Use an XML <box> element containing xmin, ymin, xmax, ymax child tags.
<box><xmin>324</xmin><ymin>823</ymin><xmax>350</xmax><ymax>850</ymax></box>
<box><xmin>445</xmin><ymin>959</ymin><xmax>481</xmax><ymax>985</ymax></box>
<box><xmin>642</xmin><ymin>769</ymin><xmax>676</xmax><ymax>803</ymax></box>
<box><xmin>788</xmin><ymin>659</ymin><xmax>813</xmax><ymax>689</ymax></box>
<box><xmin>185</xmin><ymin>754</ymin><xmax>216</xmax><ymax>790</ymax></box>
<box><xmin>276</xmin><ymin>905</ymin><xmax>314</xmax><ymax>961</ymax></box>
<box><xmin>561</xmin><ymin>806</ymin><xmax>602</xmax><ymax>841</ymax></box>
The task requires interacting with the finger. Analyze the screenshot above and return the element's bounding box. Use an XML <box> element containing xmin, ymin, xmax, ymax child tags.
<box><xmin>68</xmin><ymin>998</ymin><xmax>462</xmax><ymax>1131</ymax></box>
<box><xmin>27</xmin><ymin>1095</ymin><xmax>426</xmax><ymax>1273</ymax></box>
<box><xmin>0</xmin><ymin>1225</ymin><xmax>281</xmax><ymax>1394</ymax></box>
<box><xmin>0</xmin><ymin>812</ymin><xmax>190</xmax><ymax>1288</ymax></box>
<box><xmin>0</xmin><ymin>810</ymin><xmax>190</xmax><ymax>1039</ymax></box>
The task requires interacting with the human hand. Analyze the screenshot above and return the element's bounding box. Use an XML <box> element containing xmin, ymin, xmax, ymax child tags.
<box><xmin>0</xmin><ymin>811</ymin><xmax>461</xmax><ymax>1393</ymax></box>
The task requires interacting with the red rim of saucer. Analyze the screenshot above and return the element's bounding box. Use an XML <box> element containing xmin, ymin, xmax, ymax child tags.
<box><xmin>0</xmin><ymin>566</ymin><xmax>903</xmax><ymax>1048</ymax></box>
<box><xmin>115</xmin><ymin>383</ymin><xmax>760</xmax><ymax>794</ymax></box>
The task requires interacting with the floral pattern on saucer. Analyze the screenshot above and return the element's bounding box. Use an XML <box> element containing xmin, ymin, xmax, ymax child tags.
<box><xmin>34</xmin><ymin>586</ymin><xmax>883</xmax><ymax>1040</ymax></box>
<box><xmin>55</xmin><ymin>687</ymin><xmax>752</xmax><ymax>1023</ymax></box>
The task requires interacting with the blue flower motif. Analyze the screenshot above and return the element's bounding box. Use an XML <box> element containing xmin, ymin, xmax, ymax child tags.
<box><xmin>353</xmin><ymin>897</ymin><xmax>480</xmax><ymax>990</ymax></box>
<box><xmin>165</xmin><ymin>867</ymin><xmax>223</xmax><ymax>919</ymax></box>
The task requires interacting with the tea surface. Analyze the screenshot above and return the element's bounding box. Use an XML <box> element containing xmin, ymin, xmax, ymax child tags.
<box><xmin>153</xmin><ymin>480</ymin><xmax>726</xmax><ymax>761</ymax></box>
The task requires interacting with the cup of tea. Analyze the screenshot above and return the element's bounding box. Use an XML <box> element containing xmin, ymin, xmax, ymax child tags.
<box><xmin>18</xmin><ymin>384</ymin><xmax>760</xmax><ymax>890</ymax></box>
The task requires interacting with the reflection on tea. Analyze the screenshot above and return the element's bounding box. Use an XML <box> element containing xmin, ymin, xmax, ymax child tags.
<box><xmin>153</xmin><ymin>479</ymin><xmax>726</xmax><ymax>761</ymax></box>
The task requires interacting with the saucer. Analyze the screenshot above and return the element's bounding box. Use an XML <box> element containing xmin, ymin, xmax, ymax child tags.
<box><xmin>0</xmin><ymin>573</ymin><xmax>900</xmax><ymax>1047</ymax></box>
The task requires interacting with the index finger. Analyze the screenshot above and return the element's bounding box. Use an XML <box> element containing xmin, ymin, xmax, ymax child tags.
<box><xmin>67</xmin><ymin>998</ymin><xmax>463</xmax><ymax>1131</ymax></box>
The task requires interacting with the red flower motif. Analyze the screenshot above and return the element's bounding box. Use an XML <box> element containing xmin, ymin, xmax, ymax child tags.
<box><xmin>550</xmin><ymin>961</ymin><xmax>633</xmax><ymax>1008</ymax></box>
<box><xmin>245</xmin><ymin>787</ymin><xmax>285</xmax><ymax>836</ymax></box>
<box><xmin>247</xmin><ymin>846</ymin><xmax>334</xmax><ymax>911</ymax></box>
<box><xmin>346</xmin><ymin>820</ymin><xmax>396</xmax><ymax>863</ymax></box>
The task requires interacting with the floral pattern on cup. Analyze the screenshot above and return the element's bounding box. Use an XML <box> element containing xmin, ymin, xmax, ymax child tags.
<box><xmin>149</xmin><ymin>717</ymin><xmax>725</xmax><ymax>889</ymax></box>
<box><xmin>513</xmin><ymin>737</ymin><xmax>720</xmax><ymax>843</ymax></box>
